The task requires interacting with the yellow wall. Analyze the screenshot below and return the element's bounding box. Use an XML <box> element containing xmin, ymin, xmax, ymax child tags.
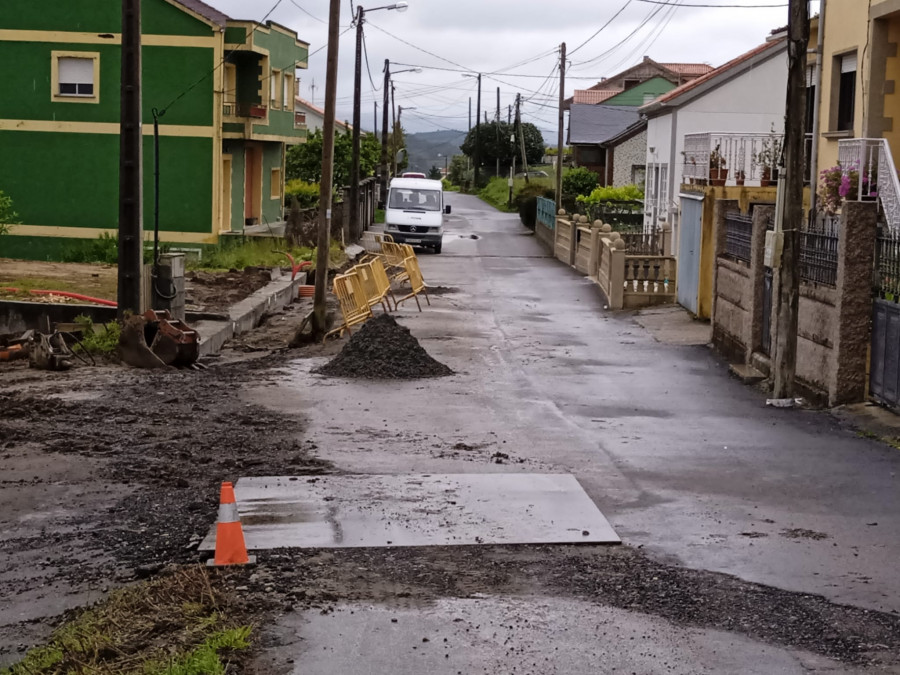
<box><xmin>883</xmin><ymin>15</ymin><xmax>900</xmax><ymax>159</ymax></box>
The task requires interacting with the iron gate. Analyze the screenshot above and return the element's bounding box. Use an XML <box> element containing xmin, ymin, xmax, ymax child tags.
<box><xmin>871</xmin><ymin>227</ymin><xmax>900</xmax><ymax>407</ymax></box>
<box><xmin>677</xmin><ymin>195</ymin><xmax>703</xmax><ymax>314</ymax></box>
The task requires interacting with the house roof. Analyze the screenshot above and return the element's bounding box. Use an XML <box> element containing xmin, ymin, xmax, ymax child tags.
<box><xmin>173</xmin><ymin>0</ymin><xmax>230</xmax><ymax>27</ymax></box>
<box><xmin>567</xmin><ymin>104</ymin><xmax>640</xmax><ymax>146</ymax></box>
<box><xmin>573</xmin><ymin>89</ymin><xmax>619</xmax><ymax>105</ymax></box>
<box><xmin>295</xmin><ymin>96</ymin><xmax>352</xmax><ymax>130</ymax></box>
<box><xmin>659</xmin><ymin>63</ymin><xmax>714</xmax><ymax>76</ymax></box>
<box><xmin>640</xmin><ymin>37</ymin><xmax>787</xmax><ymax>115</ymax></box>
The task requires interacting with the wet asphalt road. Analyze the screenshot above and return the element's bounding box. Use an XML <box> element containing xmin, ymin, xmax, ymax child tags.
<box><xmin>248</xmin><ymin>194</ymin><xmax>900</xmax><ymax>672</ymax></box>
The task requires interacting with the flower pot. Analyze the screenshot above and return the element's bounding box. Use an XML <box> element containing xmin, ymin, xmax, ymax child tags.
<box><xmin>760</xmin><ymin>179</ymin><xmax>771</xmax><ymax>188</ymax></box>
<box><xmin>710</xmin><ymin>168</ymin><xmax>728</xmax><ymax>187</ymax></box>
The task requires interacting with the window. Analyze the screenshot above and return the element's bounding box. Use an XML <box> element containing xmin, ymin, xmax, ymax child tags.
<box><xmin>388</xmin><ymin>188</ymin><xmax>442</xmax><ymax>211</ymax></box>
<box><xmin>623</xmin><ymin>78</ymin><xmax>640</xmax><ymax>89</ymax></box>
<box><xmin>836</xmin><ymin>52</ymin><xmax>856</xmax><ymax>132</ymax></box>
<box><xmin>632</xmin><ymin>165</ymin><xmax>646</xmax><ymax>189</ymax></box>
<box><xmin>271</xmin><ymin>69</ymin><xmax>281</xmax><ymax>108</ymax></box>
<box><xmin>270</xmin><ymin>168</ymin><xmax>282</xmax><ymax>200</ymax></box>
<box><xmin>51</xmin><ymin>51</ymin><xmax>100</xmax><ymax>103</ymax></box>
<box><xmin>283</xmin><ymin>73</ymin><xmax>293</xmax><ymax>110</ymax></box>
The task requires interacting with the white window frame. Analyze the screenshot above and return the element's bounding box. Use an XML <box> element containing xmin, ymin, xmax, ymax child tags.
<box><xmin>271</xmin><ymin>68</ymin><xmax>281</xmax><ymax>108</ymax></box>
<box><xmin>51</xmin><ymin>51</ymin><xmax>100</xmax><ymax>104</ymax></box>
<box><xmin>283</xmin><ymin>73</ymin><xmax>293</xmax><ymax>110</ymax></box>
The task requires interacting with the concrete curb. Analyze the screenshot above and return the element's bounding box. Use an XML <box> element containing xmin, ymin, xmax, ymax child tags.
<box><xmin>196</xmin><ymin>271</ymin><xmax>305</xmax><ymax>357</ymax></box>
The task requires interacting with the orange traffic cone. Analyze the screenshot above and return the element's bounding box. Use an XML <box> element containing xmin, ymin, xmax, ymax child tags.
<box><xmin>208</xmin><ymin>481</ymin><xmax>255</xmax><ymax>566</ymax></box>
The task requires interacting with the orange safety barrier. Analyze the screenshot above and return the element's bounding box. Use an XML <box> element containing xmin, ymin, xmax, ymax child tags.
<box><xmin>209</xmin><ymin>481</ymin><xmax>255</xmax><ymax>566</ymax></box>
<box><xmin>394</xmin><ymin>255</ymin><xmax>431</xmax><ymax>312</ymax></box>
<box><xmin>325</xmin><ymin>270</ymin><xmax>374</xmax><ymax>341</ymax></box>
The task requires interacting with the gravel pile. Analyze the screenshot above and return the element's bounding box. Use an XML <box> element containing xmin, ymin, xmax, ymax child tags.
<box><xmin>314</xmin><ymin>314</ymin><xmax>453</xmax><ymax>380</ymax></box>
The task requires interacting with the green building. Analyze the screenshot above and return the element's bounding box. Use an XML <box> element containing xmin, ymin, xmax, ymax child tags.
<box><xmin>0</xmin><ymin>0</ymin><xmax>309</xmax><ymax>260</ymax></box>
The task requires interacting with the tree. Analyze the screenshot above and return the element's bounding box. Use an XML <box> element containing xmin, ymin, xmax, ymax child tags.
<box><xmin>388</xmin><ymin>121</ymin><xmax>408</xmax><ymax>175</ymax></box>
<box><xmin>447</xmin><ymin>154</ymin><xmax>469</xmax><ymax>185</ymax></box>
<box><xmin>0</xmin><ymin>190</ymin><xmax>18</xmax><ymax>237</ymax></box>
<box><xmin>286</xmin><ymin>128</ymin><xmax>380</xmax><ymax>188</ymax></box>
<box><xmin>460</xmin><ymin>121</ymin><xmax>544</xmax><ymax>171</ymax></box>
<box><xmin>428</xmin><ymin>166</ymin><xmax>442</xmax><ymax>180</ymax></box>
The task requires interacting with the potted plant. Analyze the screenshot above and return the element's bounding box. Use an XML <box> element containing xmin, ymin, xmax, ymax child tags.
<box><xmin>756</xmin><ymin>127</ymin><xmax>783</xmax><ymax>187</ymax></box>
<box><xmin>734</xmin><ymin>169</ymin><xmax>746</xmax><ymax>186</ymax></box>
<box><xmin>709</xmin><ymin>144</ymin><xmax>728</xmax><ymax>186</ymax></box>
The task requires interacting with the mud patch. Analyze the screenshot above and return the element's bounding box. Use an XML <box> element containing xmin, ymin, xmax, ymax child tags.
<box><xmin>426</xmin><ymin>286</ymin><xmax>459</xmax><ymax>296</ymax></box>
<box><xmin>314</xmin><ymin>314</ymin><xmax>453</xmax><ymax>380</ymax></box>
<box><xmin>780</xmin><ymin>528</ymin><xmax>829</xmax><ymax>541</ymax></box>
<box><xmin>186</xmin><ymin>267</ymin><xmax>274</xmax><ymax>312</ymax></box>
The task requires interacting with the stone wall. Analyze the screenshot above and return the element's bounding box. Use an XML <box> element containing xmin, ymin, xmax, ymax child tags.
<box><xmin>710</xmin><ymin>199</ymin><xmax>878</xmax><ymax>406</ymax></box>
<box><xmin>612</xmin><ymin>130</ymin><xmax>647</xmax><ymax>188</ymax></box>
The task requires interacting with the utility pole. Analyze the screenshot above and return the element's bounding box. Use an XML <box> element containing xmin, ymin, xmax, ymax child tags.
<box><xmin>374</xmin><ymin>101</ymin><xmax>378</xmax><ymax>137</ymax></box>
<box><xmin>496</xmin><ymin>86</ymin><xmax>501</xmax><ymax>178</ymax></box>
<box><xmin>118</xmin><ymin>0</ymin><xmax>143</xmax><ymax>318</ymax></box>
<box><xmin>380</xmin><ymin>59</ymin><xmax>390</xmax><ymax>200</ymax></box>
<box><xmin>391</xmin><ymin>82</ymin><xmax>397</xmax><ymax>176</ymax></box>
<box><xmin>474</xmin><ymin>73</ymin><xmax>482</xmax><ymax>189</ymax></box>
<box><xmin>349</xmin><ymin>5</ymin><xmax>364</xmax><ymax>240</ymax></box>
<box><xmin>468</xmin><ymin>97</ymin><xmax>472</xmax><ymax>131</ymax></box>
<box><xmin>516</xmin><ymin>93</ymin><xmax>529</xmax><ymax>184</ymax></box>
<box><xmin>313</xmin><ymin>0</ymin><xmax>342</xmax><ymax>337</ymax></box>
<box><xmin>508</xmin><ymin>104</ymin><xmax>512</xmax><ymax>125</ymax></box>
<box><xmin>772</xmin><ymin>0</ymin><xmax>809</xmax><ymax>399</ymax></box>
<box><xmin>556</xmin><ymin>42</ymin><xmax>566</xmax><ymax>211</ymax></box>
<box><xmin>309</xmin><ymin>78</ymin><xmax>316</xmax><ymax>105</ymax></box>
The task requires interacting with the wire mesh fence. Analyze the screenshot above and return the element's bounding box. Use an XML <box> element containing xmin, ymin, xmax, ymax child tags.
<box><xmin>724</xmin><ymin>211</ymin><xmax>752</xmax><ymax>264</ymax></box>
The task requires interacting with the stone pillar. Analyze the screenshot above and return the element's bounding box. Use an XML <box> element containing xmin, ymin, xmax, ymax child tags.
<box><xmin>710</xmin><ymin>199</ymin><xmax>739</xmax><ymax>329</ymax></box>
<box><xmin>749</xmin><ymin>205</ymin><xmax>775</xmax><ymax>354</ymax></box>
<box><xmin>829</xmin><ymin>201</ymin><xmax>878</xmax><ymax>405</ymax></box>
<box><xmin>608</xmin><ymin>245</ymin><xmax>625</xmax><ymax>310</ymax></box>
<box><xmin>589</xmin><ymin>228</ymin><xmax>602</xmax><ymax>279</ymax></box>
<box><xmin>661</xmin><ymin>223</ymin><xmax>673</xmax><ymax>257</ymax></box>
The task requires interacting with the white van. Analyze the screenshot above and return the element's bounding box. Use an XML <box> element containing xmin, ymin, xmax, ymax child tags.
<box><xmin>384</xmin><ymin>177</ymin><xmax>450</xmax><ymax>254</ymax></box>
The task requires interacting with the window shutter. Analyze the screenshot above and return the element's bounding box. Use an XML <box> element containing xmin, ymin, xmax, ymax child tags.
<box><xmin>806</xmin><ymin>65</ymin><xmax>815</xmax><ymax>87</ymax></box>
<box><xmin>59</xmin><ymin>57</ymin><xmax>93</xmax><ymax>84</ymax></box>
<box><xmin>841</xmin><ymin>52</ymin><xmax>858</xmax><ymax>74</ymax></box>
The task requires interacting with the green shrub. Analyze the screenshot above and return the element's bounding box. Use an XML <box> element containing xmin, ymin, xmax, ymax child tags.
<box><xmin>0</xmin><ymin>190</ymin><xmax>19</xmax><ymax>237</ymax></box>
<box><xmin>73</xmin><ymin>315</ymin><xmax>121</xmax><ymax>355</ymax></box>
<box><xmin>577</xmin><ymin>183</ymin><xmax>645</xmax><ymax>205</ymax></box>
<box><xmin>562</xmin><ymin>167</ymin><xmax>600</xmax><ymax>198</ymax></box>
<box><xmin>284</xmin><ymin>179</ymin><xmax>320</xmax><ymax>209</ymax></box>
<box><xmin>515</xmin><ymin>183</ymin><xmax>555</xmax><ymax>230</ymax></box>
<box><xmin>58</xmin><ymin>233</ymin><xmax>119</xmax><ymax>264</ymax></box>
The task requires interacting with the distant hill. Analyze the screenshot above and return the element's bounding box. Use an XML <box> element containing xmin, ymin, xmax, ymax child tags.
<box><xmin>404</xmin><ymin>130</ymin><xmax>468</xmax><ymax>173</ymax></box>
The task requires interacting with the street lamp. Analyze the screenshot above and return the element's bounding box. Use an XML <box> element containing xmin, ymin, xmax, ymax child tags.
<box><xmin>462</xmin><ymin>73</ymin><xmax>482</xmax><ymax>189</ymax></box>
<box><xmin>380</xmin><ymin>62</ymin><xmax>421</xmax><ymax>202</ymax></box>
<box><xmin>351</xmin><ymin>2</ymin><xmax>408</xmax><ymax>238</ymax></box>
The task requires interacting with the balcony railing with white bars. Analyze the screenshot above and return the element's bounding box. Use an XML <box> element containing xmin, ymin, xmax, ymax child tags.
<box><xmin>838</xmin><ymin>138</ymin><xmax>900</xmax><ymax>232</ymax></box>
<box><xmin>682</xmin><ymin>132</ymin><xmax>807</xmax><ymax>187</ymax></box>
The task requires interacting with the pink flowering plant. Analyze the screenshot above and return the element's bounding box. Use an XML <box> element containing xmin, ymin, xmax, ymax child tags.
<box><xmin>817</xmin><ymin>162</ymin><xmax>877</xmax><ymax>214</ymax></box>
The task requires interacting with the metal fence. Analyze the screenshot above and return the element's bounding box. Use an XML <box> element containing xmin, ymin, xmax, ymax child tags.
<box><xmin>724</xmin><ymin>211</ymin><xmax>752</xmax><ymax>264</ymax></box>
<box><xmin>585</xmin><ymin>200</ymin><xmax>644</xmax><ymax>232</ymax></box>
<box><xmin>536</xmin><ymin>196</ymin><xmax>556</xmax><ymax>230</ymax></box>
<box><xmin>875</xmin><ymin>225</ymin><xmax>900</xmax><ymax>300</ymax></box>
<box><xmin>799</xmin><ymin>214</ymin><xmax>839</xmax><ymax>287</ymax></box>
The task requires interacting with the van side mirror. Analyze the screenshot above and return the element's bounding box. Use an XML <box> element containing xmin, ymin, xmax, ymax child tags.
<box><xmin>444</xmin><ymin>205</ymin><xmax>451</xmax><ymax>215</ymax></box>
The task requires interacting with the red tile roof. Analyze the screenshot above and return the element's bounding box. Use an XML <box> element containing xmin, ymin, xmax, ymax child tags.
<box><xmin>573</xmin><ymin>89</ymin><xmax>619</xmax><ymax>104</ymax></box>
<box><xmin>660</xmin><ymin>63</ymin><xmax>714</xmax><ymax>76</ymax></box>
<box><xmin>650</xmin><ymin>38</ymin><xmax>786</xmax><ymax>107</ymax></box>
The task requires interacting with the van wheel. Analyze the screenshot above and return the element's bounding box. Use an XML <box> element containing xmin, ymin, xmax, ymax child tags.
<box><xmin>434</xmin><ymin>243</ymin><xmax>442</xmax><ymax>254</ymax></box>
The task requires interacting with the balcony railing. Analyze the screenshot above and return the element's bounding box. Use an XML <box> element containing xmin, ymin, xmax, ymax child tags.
<box><xmin>682</xmin><ymin>132</ymin><xmax>812</xmax><ymax>187</ymax></box>
<box><xmin>223</xmin><ymin>101</ymin><xmax>267</xmax><ymax>119</ymax></box>
<box><xmin>838</xmin><ymin>138</ymin><xmax>900</xmax><ymax>232</ymax></box>
<box><xmin>294</xmin><ymin>112</ymin><xmax>308</xmax><ymax>130</ymax></box>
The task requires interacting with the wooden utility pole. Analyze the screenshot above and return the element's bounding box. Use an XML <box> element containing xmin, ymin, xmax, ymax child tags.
<box><xmin>349</xmin><ymin>5</ymin><xmax>364</xmax><ymax>240</ymax></box>
<box><xmin>556</xmin><ymin>42</ymin><xmax>566</xmax><ymax>211</ymax></box>
<box><xmin>772</xmin><ymin>0</ymin><xmax>809</xmax><ymax>398</ymax></box>
<box><xmin>312</xmin><ymin>0</ymin><xmax>342</xmax><ymax>337</ymax></box>
<box><xmin>474</xmin><ymin>73</ymin><xmax>482</xmax><ymax>189</ymax></box>
<box><xmin>516</xmin><ymin>93</ymin><xmax>529</xmax><ymax>184</ymax></box>
<box><xmin>380</xmin><ymin>59</ymin><xmax>390</xmax><ymax>200</ymax></box>
<box><xmin>496</xmin><ymin>86</ymin><xmax>501</xmax><ymax>178</ymax></box>
<box><xmin>117</xmin><ymin>0</ymin><xmax>143</xmax><ymax>318</ymax></box>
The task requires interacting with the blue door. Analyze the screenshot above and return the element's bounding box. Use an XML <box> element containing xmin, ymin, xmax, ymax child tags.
<box><xmin>677</xmin><ymin>195</ymin><xmax>703</xmax><ymax>315</ymax></box>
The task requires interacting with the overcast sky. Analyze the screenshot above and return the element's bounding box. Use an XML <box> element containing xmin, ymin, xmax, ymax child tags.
<box><xmin>203</xmin><ymin>0</ymin><xmax>818</xmax><ymax>140</ymax></box>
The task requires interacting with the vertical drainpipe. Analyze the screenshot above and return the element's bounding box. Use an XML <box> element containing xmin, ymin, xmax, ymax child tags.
<box><xmin>809</xmin><ymin>0</ymin><xmax>827</xmax><ymax>217</ymax></box>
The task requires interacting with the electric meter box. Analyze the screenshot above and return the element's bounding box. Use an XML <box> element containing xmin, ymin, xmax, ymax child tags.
<box><xmin>764</xmin><ymin>230</ymin><xmax>783</xmax><ymax>268</ymax></box>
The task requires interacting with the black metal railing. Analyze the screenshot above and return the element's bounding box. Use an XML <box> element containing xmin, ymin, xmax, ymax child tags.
<box><xmin>724</xmin><ymin>211</ymin><xmax>752</xmax><ymax>264</ymax></box>
<box><xmin>800</xmin><ymin>216</ymin><xmax>839</xmax><ymax>286</ymax></box>
<box><xmin>875</xmin><ymin>225</ymin><xmax>900</xmax><ymax>300</ymax></box>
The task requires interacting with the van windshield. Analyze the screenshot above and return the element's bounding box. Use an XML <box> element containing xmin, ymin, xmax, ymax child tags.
<box><xmin>388</xmin><ymin>188</ymin><xmax>441</xmax><ymax>211</ymax></box>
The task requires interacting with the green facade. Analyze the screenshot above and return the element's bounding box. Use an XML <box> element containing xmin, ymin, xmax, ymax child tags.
<box><xmin>604</xmin><ymin>76</ymin><xmax>676</xmax><ymax>107</ymax></box>
<box><xmin>0</xmin><ymin>0</ymin><xmax>308</xmax><ymax>261</ymax></box>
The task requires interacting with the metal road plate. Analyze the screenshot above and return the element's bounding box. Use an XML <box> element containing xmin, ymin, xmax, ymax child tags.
<box><xmin>199</xmin><ymin>473</ymin><xmax>619</xmax><ymax>551</ymax></box>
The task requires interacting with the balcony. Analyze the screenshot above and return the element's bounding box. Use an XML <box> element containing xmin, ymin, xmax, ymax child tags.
<box><xmin>839</xmin><ymin>138</ymin><xmax>900</xmax><ymax>232</ymax></box>
<box><xmin>682</xmin><ymin>132</ymin><xmax>812</xmax><ymax>187</ymax></box>
<box><xmin>294</xmin><ymin>112</ymin><xmax>307</xmax><ymax>131</ymax></box>
<box><xmin>223</xmin><ymin>101</ymin><xmax>267</xmax><ymax>119</ymax></box>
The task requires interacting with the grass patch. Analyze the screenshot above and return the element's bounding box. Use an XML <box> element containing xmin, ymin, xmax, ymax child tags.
<box><xmin>375</xmin><ymin>209</ymin><xmax>385</xmax><ymax>224</ymax></box>
<box><xmin>188</xmin><ymin>238</ymin><xmax>346</xmax><ymax>272</ymax></box>
<box><xmin>72</xmin><ymin>315</ymin><xmax>120</xmax><ymax>355</ymax></box>
<box><xmin>856</xmin><ymin>429</ymin><xmax>900</xmax><ymax>450</ymax></box>
<box><xmin>478</xmin><ymin>176</ymin><xmax>555</xmax><ymax>212</ymax></box>
<box><xmin>1</xmin><ymin>567</ymin><xmax>253</xmax><ymax>675</ymax></box>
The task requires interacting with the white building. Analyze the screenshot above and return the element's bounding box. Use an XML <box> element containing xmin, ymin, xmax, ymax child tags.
<box><xmin>639</xmin><ymin>34</ymin><xmax>788</xmax><ymax>231</ymax></box>
<box><xmin>294</xmin><ymin>96</ymin><xmax>352</xmax><ymax>134</ymax></box>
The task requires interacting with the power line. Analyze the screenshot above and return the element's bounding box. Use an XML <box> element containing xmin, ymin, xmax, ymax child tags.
<box><xmin>287</xmin><ymin>0</ymin><xmax>327</xmax><ymax>23</ymax></box>
<box><xmin>570</xmin><ymin>2</ymin><xmax>668</xmax><ymax>69</ymax></box>
<box><xmin>362</xmin><ymin>30</ymin><xmax>381</xmax><ymax>93</ymax></box>
<box><xmin>637</xmin><ymin>0</ymin><xmax>787</xmax><ymax>5</ymax></box>
<box><xmin>569</xmin><ymin>0</ymin><xmax>635</xmax><ymax>56</ymax></box>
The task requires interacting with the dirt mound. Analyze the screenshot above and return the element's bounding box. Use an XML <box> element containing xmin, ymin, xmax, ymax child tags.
<box><xmin>185</xmin><ymin>267</ymin><xmax>273</xmax><ymax>311</ymax></box>
<box><xmin>314</xmin><ymin>313</ymin><xmax>453</xmax><ymax>380</ymax></box>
